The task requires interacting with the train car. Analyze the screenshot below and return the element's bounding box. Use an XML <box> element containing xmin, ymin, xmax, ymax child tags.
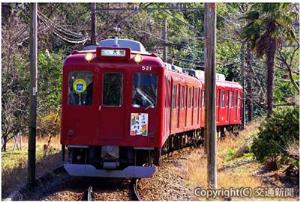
<box><xmin>60</xmin><ymin>38</ymin><xmax>242</xmax><ymax>178</ymax></box>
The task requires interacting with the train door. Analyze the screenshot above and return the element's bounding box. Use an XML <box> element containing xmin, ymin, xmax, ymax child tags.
<box><xmin>216</xmin><ymin>89</ymin><xmax>220</xmax><ymax>124</ymax></box>
<box><xmin>219</xmin><ymin>89</ymin><xmax>226</xmax><ymax>125</ymax></box>
<box><xmin>179</xmin><ymin>85</ymin><xmax>186</xmax><ymax>129</ymax></box>
<box><xmin>192</xmin><ymin>87</ymin><xmax>197</xmax><ymax>127</ymax></box>
<box><xmin>237</xmin><ymin>90</ymin><xmax>241</xmax><ymax>123</ymax></box>
<box><xmin>171</xmin><ymin>82</ymin><xmax>178</xmax><ymax>133</ymax></box>
<box><xmin>232</xmin><ymin>91</ymin><xmax>237</xmax><ymax>122</ymax></box>
<box><xmin>187</xmin><ymin>86</ymin><xmax>192</xmax><ymax>128</ymax></box>
<box><xmin>98</xmin><ymin>69</ymin><xmax>126</xmax><ymax>140</ymax></box>
<box><xmin>197</xmin><ymin>88</ymin><xmax>201</xmax><ymax>126</ymax></box>
<box><xmin>228</xmin><ymin>90</ymin><xmax>234</xmax><ymax>124</ymax></box>
<box><xmin>200</xmin><ymin>89</ymin><xmax>205</xmax><ymax>128</ymax></box>
<box><xmin>235</xmin><ymin>90</ymin><xmax>239</xmax><ymax>122</ymax></box>
<box><xmin>62</xmin><ymin>70</ymin><xmax>98</xmax><ymax>145</ymax></box>
<box><xmin>225</xmin><ymin>90</ymin><xmax>230</xmax><ymax>124</ymax></box>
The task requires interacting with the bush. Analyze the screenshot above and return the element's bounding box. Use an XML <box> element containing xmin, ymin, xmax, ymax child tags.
<box><xmin>38</xmin><ymin>50</ymin><xmax>63</xmax><ymax>116</ymax></box>
<box><xmin>251</xmin><ymin>106</ymin><xmax>299</xmax><ymax>165</ymax></box>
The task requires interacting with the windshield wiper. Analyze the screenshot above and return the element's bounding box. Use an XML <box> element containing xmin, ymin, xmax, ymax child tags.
<box><xmin>136</xmin><ymin>88</ymin><xmax>154</xmax><ymax>107</ymax></box>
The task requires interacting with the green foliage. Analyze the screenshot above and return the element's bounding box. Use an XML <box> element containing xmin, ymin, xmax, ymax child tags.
<box><xmin>225</xmin><ymin>148</ymin><xmax>236</xmax><ymax>161</ymax></box>
<box><xmin>251</xmin><ymin>106</ymin><xmax>299</xmax><ymax>163</ymax></box>
<box><xmin>38</xmin><ymin>50</ymin><xmax>63</xmax><ymax>116</ymax></box>
<box><xmin>216</xmin><ymin>41</ymin><xmax>241</xmax><ymax>81</ymax></box>
<box><xmin>241</xmin><ymin>3</ymin><xmax>297</xmax><ymax>55</ymax></box>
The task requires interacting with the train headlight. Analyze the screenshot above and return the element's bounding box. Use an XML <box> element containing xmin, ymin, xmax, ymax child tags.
<box><xmin>134</xmin><ymin>54</ymin><xmax>143</xmax><ymax>63</ymax></box>
<box><xmin>85</xmin><ymin>52</ymin><xmax>94</xmax><ymax>62</ymax></box>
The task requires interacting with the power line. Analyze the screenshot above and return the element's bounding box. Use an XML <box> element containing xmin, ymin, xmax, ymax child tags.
<box><xmin>96</xmin><ymin>3</ymin><xmax>153</xmax><ymax>41</ymax></box>
<box><xmin>38</xmin><ymin>11</ymin><xmax>85</xmax><ymax>39</ymax></box>
<box><xmin>38</xmin><ymin>11</ymin><xmax>89</xmax><ymax>44</ymax></box>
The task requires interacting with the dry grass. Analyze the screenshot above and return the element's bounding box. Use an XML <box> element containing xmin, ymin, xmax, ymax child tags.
<box><xmin>1</xmin><ymin>135</ymin><xmax>62</xmax><ymax>198</ymax></box>
<box><xmin>182</xmin><ymin>119</ymin><xmax>270</xmax><ymax>200</ymax></box>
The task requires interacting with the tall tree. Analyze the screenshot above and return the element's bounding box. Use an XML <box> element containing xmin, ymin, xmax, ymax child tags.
<box><xmin>241</xmin><ymin>3</ymin><xmax>297</xmax><ymax>116</ymax></box>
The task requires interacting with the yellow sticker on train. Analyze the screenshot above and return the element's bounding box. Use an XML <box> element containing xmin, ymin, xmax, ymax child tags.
<box><xmin>73</xmin><ymin>79</ymin><xmax>87</xmax><ymax>93</ymax></box>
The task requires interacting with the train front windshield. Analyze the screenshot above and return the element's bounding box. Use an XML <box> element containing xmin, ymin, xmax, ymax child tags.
<box><xmin>132</xmin><ymin>73</ymin><xmax>158</xmax><ymax>108</ymax></box>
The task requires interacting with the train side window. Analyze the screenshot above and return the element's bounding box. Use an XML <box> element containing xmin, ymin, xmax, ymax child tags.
<box><xmin>232</xmin><ymin>91</ymin><xmax>236</xmax><ymax>107</ymax></box>
<box><xmin>229</xmin><ymin>91</ymin><xmax>232</xmax><ymax>107</ymax></box>
<box><xmin>172</xmin><ymin>85</ymin><xmax>177</xmax><ymax>108</ymax></box>
<box><xmin>235</xmin><ymin>91</ymin><xmax>238</xmax><ymax>107</ymax></box>
<box><xmin>237</xmin><ymin>92</ymin><xmax>240</xmax><ymax>107</ymax></box>
<box><xmin>202</xmin><ymin>90</ymin><xmax>205</xmax><ymax>107</ymax></box>
<box><xmin>68</xmin><ymin>71</ymin><xmax>93</xmax><ymax>106</ymax></box>
<box><xmin>132</xmin><ymin>73</ymin><xmax>158</xmax><ymax>108</ymax></box>
<box><xmin>190</xmin><ymin>87</ymin><xmax>193</xmax><ymax>108</ymax></box>
<box><xmin>187</xmin><ymin>87</ymin><xmax>189</xmax><ymax>108</ymax></box>
<box><xmin>180</xmin><ymin>86</ymin><xmax>184</xmax><ymax>108</ymax></box>
<box><xmin>216</xmin><ymin>90</ymin><xmax>219</xmax><ymax>107</ymax></box>
<box><xmin>103</xmin><ymin>73</ymin><xmax>123</xmax><ymax>106</ymax></box>
<box><xmin>226</xmin><ymin>91</ymin><xmax>229</xmax><ymax>107</ymax></box>
<box><xmin>194</xmin><ymin>88</ymin><xmax>197</xmax><ymax>107</ymax></box>
<box><xmin>182</xmin><ymin>86</ymin><xmax>185</xmax><ymax>108</ymax></box>
<box><xmin>221</xmin><ymin>90</ymin><xmax>225</xmax><ymax>107</ymax></box>
<box><xmin>185</xmin><ymin>86</ymin><xmax>188</xmax><ymax>108</ymax></box>
<box><xmin>199</xmin><ymin>89</ymin><xmax>202</xmax><ymax>107</ymax></box>
<box><xmin>188</xmin><ymin>87</ymin><xmax>191</xmax><ymax>108</ymax></box>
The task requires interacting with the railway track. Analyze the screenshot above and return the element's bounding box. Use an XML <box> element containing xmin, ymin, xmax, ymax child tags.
<box><xmin>83</xmin><ymin>186</ymin><xmax>94</xmax><ymax>201</ymax></box>
<box><xmin>130</xmin><ymin>179</ymin><xmax>141</xmax><ymax>201</ymax></box>
<box><xmin>81</xmin><ymin>179</ymin><xmax>141</xmax><ymax>201</ymax></box>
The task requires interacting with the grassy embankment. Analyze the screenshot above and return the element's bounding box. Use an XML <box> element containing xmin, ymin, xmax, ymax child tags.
<box><xmin>1</xmin><ymin>135</ymin><xmax>62</xmax><ymax>198</ymax></box>
<box><xmin>183</xmin><ymin>118</ymin><xmax>298</xmax><ymax>200</ymax></box>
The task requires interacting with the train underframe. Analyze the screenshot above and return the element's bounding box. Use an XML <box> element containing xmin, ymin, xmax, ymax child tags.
<box><xmin>63</xmin><ymin>124</ymin><xmax>240</xmax><ymax>178</ymax></box>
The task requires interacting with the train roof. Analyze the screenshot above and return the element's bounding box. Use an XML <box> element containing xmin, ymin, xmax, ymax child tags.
<box><xmin>82</xmin><ymin>38</ymin><xmax>148</xmax><ymax>54</ymax></box>
<box><xmin>165</xmin><ymin>63</ymin><xmax>242</xmax><ymax>89</ymax></box>
<box><xmin>66</xmin><ymin>39</ymin><xmax>242</xmax><ymax>89</ymax></box>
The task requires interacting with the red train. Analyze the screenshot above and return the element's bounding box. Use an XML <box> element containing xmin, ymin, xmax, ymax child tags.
<box><xmin>60</xmin><ymin>39</ymin><xmax>242</xmax><ymax>178</ymax></box>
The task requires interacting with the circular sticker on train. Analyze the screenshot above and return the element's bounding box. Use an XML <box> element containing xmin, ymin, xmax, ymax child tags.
<box><xmin>73</xmin><ymin>79</ymin><xmax>87</xmax><ymax>93</ymax></box>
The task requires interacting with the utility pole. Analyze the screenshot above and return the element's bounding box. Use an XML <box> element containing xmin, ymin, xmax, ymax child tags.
<box><xmin>28</xmin><ymin>2</ymin><xmax>38</xmax><ymax>186</ymax></box>
<box><xmin>204</xmin><ymin>3</ymin><xmax>217</xmax><ymax>190</ymax></box>
<box><xmin>246</xmin><ymin>42</ymin><xmax>253</xmax><ymax>122</ymax></box>
<box><xmin>163</xmin><ymin>18</ymin><xmax>168</xmax><ymax>62</ymax></box>
<box><xmin>240</xmin><ymin>42</ymin><xmax>246</xmax><ymax>129</ymax></box>
<box><xmin>91</xmin><ymin>3</ymin><xmax>97</xmax><ymax>44</ymax></box>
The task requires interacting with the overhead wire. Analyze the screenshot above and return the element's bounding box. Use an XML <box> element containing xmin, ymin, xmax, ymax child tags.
<box><xmin>38</xmin><ymin>11</ymin><xmax>89</xmax><ymax>44</ymax></box>
<box><xmin>96</xmin><ymin>3</ymin><xmax>153</xmax><ymax>41</ymax></box>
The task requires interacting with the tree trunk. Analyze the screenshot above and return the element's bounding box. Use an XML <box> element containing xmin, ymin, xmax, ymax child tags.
<box><xmin>246</xmin><ymin>43</ymin><xmax>253</xmax><ymax>122</ymax></box>
<box><xmin>2</xmin><ymin>135</ymin><xmax>7</xmax><ymax>152</ymax></box>
<box><xmin>266</xmin><ymin>37</ymin><xmax>277</xmax><ymax>117</ymax></box>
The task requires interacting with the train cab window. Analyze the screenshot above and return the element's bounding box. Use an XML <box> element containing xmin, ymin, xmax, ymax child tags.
<box><xmin>132</xmin><ymin>73</ymin><xmax>158</xmax><ymax>108</ymax></box>
<box><xmin>68</xmin><ymin>71</ymin><xmax>93</xmax><ymax>106</ymax></box>
<box><xmin>237</xmin><ymin>92</ymin><xmax>240</xmax><ymax>107</ymax></box>
<box><xmin>103</xmin><ymin>73</ymin><xmax>123</xmax><ymax>106</ymax></box>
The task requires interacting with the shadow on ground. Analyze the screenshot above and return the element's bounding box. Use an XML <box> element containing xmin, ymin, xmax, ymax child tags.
<box><xmin>2</xmin><ymin>151</ymin><xmax>63</xmax><ymax>199</ymax></box>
